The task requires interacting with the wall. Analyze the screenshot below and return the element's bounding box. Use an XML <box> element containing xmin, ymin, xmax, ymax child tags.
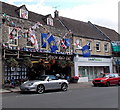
<box><xmin>73</xmin><ymin>37</ymin><xmax>112</xmax><ymax>56</ymax></box>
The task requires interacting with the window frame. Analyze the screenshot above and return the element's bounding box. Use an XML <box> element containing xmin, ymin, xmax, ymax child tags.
<box><xmin>87</xmin><ymin>41</ymin><xmax>92</xmax><ymax>50</ymax></box>
<box><xmin>104</xmin><ymin>43</ymin><xmax>109</xmax><ymax>52</ymax></box>
<box><xmin>75</xmin><ymin>39</ymin><xmax>82</xmax><ymax>49</ymax></box>
<box><xmin>47</xmin><ymin>18</ymin><xmax>53</xmax><ymax>26</ymax></box>
<box><xmin>96</xmin><ymin>42</ymin><xmax>101</xmax><ymax>51</ymax></box>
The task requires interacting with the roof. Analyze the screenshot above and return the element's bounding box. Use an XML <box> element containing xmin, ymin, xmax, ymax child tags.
<box><xmin>2</xmin><ymin>2</ymin><xmax>119</xmax><ymax>41</ymax></box>
<box><xmin>95</xmin><ymin>25</ymin><xmax>120</xmax><ymax>41</ymax></box>
<box><xmin>1</xmin><ymin>2</ymin><xmax>66</xmax><ymax>30</ymax></box>
<box><xmin>58</xmin><ymin>17</ymin><xmax>110</xmax><ymax>41</ymax></box>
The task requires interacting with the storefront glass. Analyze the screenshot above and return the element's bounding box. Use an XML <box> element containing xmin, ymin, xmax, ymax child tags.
<box><xmin>78</xmin><ymin>66</ymin><xmax>110</xmax><ymax>80</ymax></box>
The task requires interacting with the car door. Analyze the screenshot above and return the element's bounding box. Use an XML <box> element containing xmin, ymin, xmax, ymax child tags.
<box><xmin>109</xmin><ymin>74</ymin><xmax>116</xmax><ymax>85</ymax></box>
<box><xmin>46</xmin><ymin>75</ymin><xmax>61</xmax><ymax>90</ymax></box>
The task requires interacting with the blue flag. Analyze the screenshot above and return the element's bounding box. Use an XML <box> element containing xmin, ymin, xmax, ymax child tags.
<box><xmin>47</xmin><ymin>35</ymin><xmax>58</xmax><ymax>53</ymax></box>
<box><xmin>41</xmin><ymin>33</ymin><xmax>47</xmax><ymax>48</ymax></box>
<box><xmin>65</xmin><ymin>38</ymin><xmax>70</xmax><ymax>47</ymax></box>
<box><xmin>47</xmin><ymin>35</ymin><xmax>55</xmax><ymax>44</ymax></box>
<box><xmin>82</xmin><ymin>45</ymin><xmax>91</xmax><ymax>57</ymax></box>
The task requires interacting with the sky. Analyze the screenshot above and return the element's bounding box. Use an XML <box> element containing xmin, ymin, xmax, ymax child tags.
<box><xmin>1</xmin><ymin>0</ymin><xmax>119</xmax><ymax>32</ymax></box>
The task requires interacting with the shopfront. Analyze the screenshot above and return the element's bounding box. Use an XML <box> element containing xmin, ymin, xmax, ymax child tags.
<box><xmin>74</xmin><ymin>57</ymin><xmax>113</xmax><ymax>82</ymax></box>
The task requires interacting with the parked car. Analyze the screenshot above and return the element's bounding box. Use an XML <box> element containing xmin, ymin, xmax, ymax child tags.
<box><xmin>92</xmin><ymin>73</ymin><xmax>120</xmax><ymax>87</ymax></box>
<box><xmin>20</xmin><ymin>75</ymin><xmax>69</xmax><ymax>94</ymax></box>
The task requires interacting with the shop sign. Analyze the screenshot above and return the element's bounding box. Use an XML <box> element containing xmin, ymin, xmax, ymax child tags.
<box><xmin>48</xmin><ymin>55</ymin><xmax>72</xmax><ymax>60</ymax></box>
<box><xmin>88</xmin><ymin>58</ymin><xmax>102</xmax><ymax>61</ymax></box>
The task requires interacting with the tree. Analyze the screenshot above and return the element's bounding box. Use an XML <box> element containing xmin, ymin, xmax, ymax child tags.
<box><xmin>6</xmin><ymin>57</ymin><xmax>18</xmax><ymax>68</ymax></box>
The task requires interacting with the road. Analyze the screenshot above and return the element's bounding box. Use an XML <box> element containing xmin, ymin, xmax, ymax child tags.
<box><xmin>2</xmin><ymin>86</ymin><xmax>119</xmax><ymax>108</ymax></box>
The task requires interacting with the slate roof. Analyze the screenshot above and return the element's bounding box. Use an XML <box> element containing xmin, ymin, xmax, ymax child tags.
<box><xmin>58</xmin><ymin>17</ymin><xmax>110</xmax><ymax>41</ymax></box>
<box><xmin>2</xmin><ymin>1</ymin><xmax>119</xmax><ymax>41</ymax></box>
<box><xmin>95</xmin><ymin>25</ymin><xmax>120</xmax><ymax>41</ymax></box>
<box><xmin>1</xmin><ymin>2</ymin><xmax>66</xmax><ymax>30</ymax></box>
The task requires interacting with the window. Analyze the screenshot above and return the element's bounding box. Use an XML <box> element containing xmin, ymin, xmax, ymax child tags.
<box><xmin>87</xmin><ymin>41</ymin><xmax>92</xmax><ymax>50</ymax></box>
<box><xmin>75</xmin><ymin>39</ymin><xmax>82</xmax><ymax>49</ymax></box>
<box><xmin>9</xmin><ymin>27</ymin><xmax>18</xmax><ymax>46</ymax></box>
<box><xmin>104</xmin><ymin>43</ymin><xmax>109</xmax><ymax>52</ymax></box>
<box><xmin>96</xmin><ymin>42</ymin><xmax>100</xmax><ymax>51</ymax></box>
<box><xmin>47</xmin><ymin>18</ymin><xmax>53</xmax><ymax>26</ymax></box>
<box><xmin>20</xmin><ymin>9</ymin><xmax>28</xmax><ymax>19</ymax></box>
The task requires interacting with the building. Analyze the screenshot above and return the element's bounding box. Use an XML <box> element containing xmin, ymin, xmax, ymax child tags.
<box><xmin>55</xmin><ymin>15</ymin><xmax>113</xmax><ymax>82</ymax></box>
<box><xmin>95</xmin><ymin>25</ymin><xmax>120</xmax><ymax>73</ymax></box>
<box><xmin>1</xmin><ymin>2</ymin><xmax>73</xmax><ymax>86</ymax></box>
<box><xmin>1</xmin><ymin>2</ymin><xmax>120</xmax><ymax>86</ymax></box>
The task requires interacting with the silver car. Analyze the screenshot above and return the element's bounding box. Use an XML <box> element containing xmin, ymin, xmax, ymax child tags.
<box><xmin>20</xmin><ymin>75</ymin><xmax>69</xmax><ymax>94</ymax></box>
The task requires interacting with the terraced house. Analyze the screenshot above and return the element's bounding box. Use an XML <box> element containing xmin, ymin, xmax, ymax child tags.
<box><xmin>0</xmin><ymin>2</ymin><xmax>119</xmax><ymax>86</ymax></box>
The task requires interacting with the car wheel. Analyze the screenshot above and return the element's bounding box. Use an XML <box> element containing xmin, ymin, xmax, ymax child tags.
<box><xmin>93</xmin><ymin>84</ymin><xmax>97</xmax><ymax>87</ymax></box>
<box><xmin>106</xmin><ymin>82</ymin><xmax>110</xmax><ymax>87</ymax></box>
<box><xmin>61</xmin><ymin>83</ymin><xmax>68</xmax><ymax>91</ymax></box>
<box><xmin>118</xmin><ymin>81</ymin><xmax>120</xmax><ymax>86</ymax></box>
<box><xmin>37</xmin><ymin>85</ymin><xmax>45</xmax><ymax>94</ymax></box>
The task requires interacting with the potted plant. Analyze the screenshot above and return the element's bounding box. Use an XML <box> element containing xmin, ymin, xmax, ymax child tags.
<box><xmin>71</xmin><ymin>76</ymin><xmax>79</xmax><ymax>83</ymax></box>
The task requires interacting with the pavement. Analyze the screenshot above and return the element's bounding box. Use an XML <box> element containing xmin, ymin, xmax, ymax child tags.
<box><xmin>0</xmin><ymin>81</ymin><xmax>93</xmax><ymax>94</ymax></box>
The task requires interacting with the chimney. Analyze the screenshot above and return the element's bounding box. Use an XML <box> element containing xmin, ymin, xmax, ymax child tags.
<box><xmin>54</xmin><ymin>10</ymin><xmax>59</xmax><ymax>18</ymax></box>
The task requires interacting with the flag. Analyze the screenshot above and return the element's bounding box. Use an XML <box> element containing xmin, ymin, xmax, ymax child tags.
<box><xmin>65</xmin><ymin>38</ymin><xmax>70</xmax><ymax>47</ymax></box>
<box><xmin>47</xmin><ymin>35</ymin><xmax>55</xmax><ymax>44</ymax></box>
<box><xmin>50</xmin><ymin>45</ymin><xmax>58</xmax><ymax>53</ymax></box>
<box><xmin>30</xmin><ymin>32</ymin><xmax>38</xmax><ymax>50</ymax></box>
<box><xmin>47</xmin><ymin>35</ymin><xmax>58</xmax><ymax>52</ymax></box>
<box><xmin>82</xmin><ymin>45</ymin><xmax>91</xmax><ymax>57</ymax></box>
<box><xmin>73</xmin><ymin>42</ymin><xmax>82</xmax><ymax>49</ymax></box>
<box><xmin>41</xmin><ymin>33</ymin><xmax>47</xmax><ymax>48</ymax></box>
<box><xmin>60</xmin><ymin>39</ymin><xmax>67</xmax><ymax>49</ymax></box>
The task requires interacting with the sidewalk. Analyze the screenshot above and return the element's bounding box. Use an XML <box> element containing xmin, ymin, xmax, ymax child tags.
<box><xmin>0</xmin><ymin>81</ymin><xmax>93</xmax><ymax>94</ymax></box>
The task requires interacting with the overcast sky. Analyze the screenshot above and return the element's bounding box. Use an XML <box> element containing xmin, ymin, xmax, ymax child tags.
<box><xmin>2</xmin><ymin>0</ymin><xmax>119</xmax><ymax>32</ymax></box>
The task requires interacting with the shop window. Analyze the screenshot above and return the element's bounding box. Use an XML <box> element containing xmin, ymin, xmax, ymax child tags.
<box><xmin>104</xmin><ymin>43</ymin><xmax>109</xmax><ymax>52</ymax></box>
<box><xmin>96</xmin><ymin>42</ymin><xmax>100</xmax><ymax>51</ymax></box>
<box><xmin>9</xmin><ymin>27</ymin><xmax>18</xmax><ymax>46</ymax></box>
<box><xmin>4</xmin><ymin>65</ymin><xmax>27</xmax><ymax>83</ymax></box>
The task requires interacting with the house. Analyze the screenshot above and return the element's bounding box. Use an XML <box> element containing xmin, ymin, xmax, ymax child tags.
<box><xmin>1</xmin><ymin>2</ymin><xmax>73</xmax><ymax>86</ymax></box>
<box><xmin>95</xmin><ymin>25</ymin><xmax>120</xmax><ymax>73</ymax></box>
<box><xmin>54</xmin><ymin>11</ymin><xmax>114</xmax><ymax>82</ymax></box>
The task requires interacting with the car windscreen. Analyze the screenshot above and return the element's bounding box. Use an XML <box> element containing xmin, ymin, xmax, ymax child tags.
<box><xmin>36</xmin><ymin>76</ymin><xmax>47</xmax><ymax>81</ymax></box>
<box><xmin>98</xmin><ymin>74</ymin><xmax>109</xmax><ymax>78</ymax></box>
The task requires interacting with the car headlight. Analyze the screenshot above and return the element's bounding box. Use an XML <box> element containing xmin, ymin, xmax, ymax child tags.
<box><xmin>101</xmin><ymin>80</ymin><xmax>105</xmax><ymax>82</ymax></box>
<box><xmin>28</xmin><ymin>82</ymin><xmax>34</xmax><ymax>86</ymax></box>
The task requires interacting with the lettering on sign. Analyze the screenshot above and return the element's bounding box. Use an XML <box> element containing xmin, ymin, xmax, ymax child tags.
<box><xmin>88</xmin><ymin>58</ymin><xmax>102</xmax><ymax>61</ymax></box>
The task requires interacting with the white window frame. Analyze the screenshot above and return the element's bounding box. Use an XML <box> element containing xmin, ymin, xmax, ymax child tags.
<box><xmin>20</xmin><ymin>9</ymin><xmax>28</xmax><ymax>19</ymax></box>
<box><xmin>76</xmin><ymin>39</ymin><xmax>82</xmax><ymax>49</ymax></box>
<box><xmin>87</xmin><ymin>41</ymin><xmax>92</xmax><ymax>50</ymax></box>
<box><xmin>47</xmin><ymin>18</ymin><xmax>53</xmax><ymax>26</ymax></box>
<box><xmin>104</xmin><ymin>43</ymin><xmax>109</xmax><ymax>52</ymax></box>
<box><xmin>96</xmin><ymin>42</ymin><xmax>101</xmax><ymax>51</ymax></box>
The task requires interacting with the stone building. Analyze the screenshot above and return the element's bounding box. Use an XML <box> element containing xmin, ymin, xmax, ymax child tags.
<box><xmin>1</xmin><ymin>2</ymin><xmax>73</xmax><ymax>86</ymax></box>
<box><xmin>1</xmin><ymin>2</ymin><xmax>120</xmax><ymax>86</ymax></box>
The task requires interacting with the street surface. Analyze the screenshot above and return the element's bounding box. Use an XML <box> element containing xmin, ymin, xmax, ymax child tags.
<box><xmin>2</xmin><ymin>86</ymin><xmax>119</xmax><ymax>108</ymax></box>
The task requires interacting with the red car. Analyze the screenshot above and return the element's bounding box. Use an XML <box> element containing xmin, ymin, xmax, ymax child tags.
<box><xmin>92</xmin><ymin>73</ymin><xmax>120</xmax><ymax>87</ymax></box>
